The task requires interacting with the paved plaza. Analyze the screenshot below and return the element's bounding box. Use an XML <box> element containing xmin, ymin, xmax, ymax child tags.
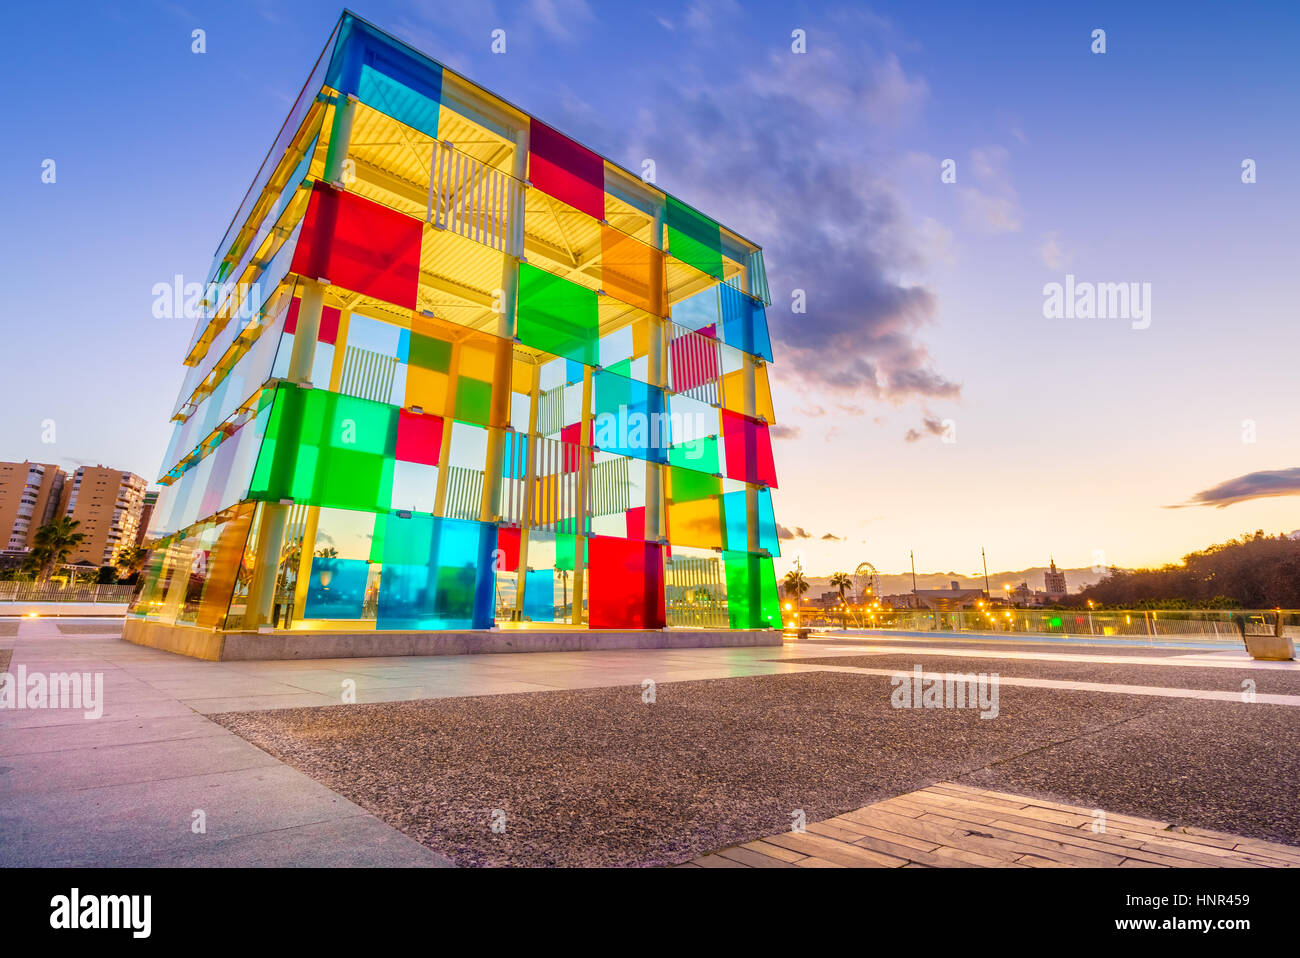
<box><xmin>2</xmin><ymin>617</ymin><xmax>1298</xmax><ymax>866</ymax></box>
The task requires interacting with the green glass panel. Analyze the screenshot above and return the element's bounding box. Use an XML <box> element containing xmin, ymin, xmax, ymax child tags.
<box><xmin>668</xmin><ymin>464</ymin><xmax>721</xmax><ymax>503</ymax></box>
<box><xmin>668</xmin><ymin>435</ymin><xmax>720</xmax><ymax>475</ymax></box>
<box><xmin>408</xmin><ymin>332</ymin><xmax>452</xmax><ymax>371</ymax></box>
<box><xmin>454</xmin><ymin>377</ymin><xmax>493</xmax><ymax>425</ymax></box>
<box><xmin>724</xmin><ymin>550</ymin><xmax>780</xmax><ymax>630</ymax></box>
<box><xmin>553</xmin><ymin>532</ymin><xmax>588</xmax><ymax>571</ymax></box>
<box><xmin>247</xmin><ymin>383</ymin><xmax>398</xmax><ymax>512</ymax></box>
<box><xmin>665</xmin><ymin>196</ymin><xmax>723</xmax><ymax>279</ymax></box>
<box><xmin>516</xmin><ymin>263</ymin><xmax>599</xmax><ymax>367</ymax></box>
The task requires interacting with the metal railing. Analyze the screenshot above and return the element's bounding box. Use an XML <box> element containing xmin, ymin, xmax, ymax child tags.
<box><xmin>799</xmin><ymin>607</ymin><xmax>1300</xmax><ymax>642</ymax></box>
<box><xmin>0</xmin><ymin>582</ymin><xmax>137</xmax><ymax>604</ymax></box>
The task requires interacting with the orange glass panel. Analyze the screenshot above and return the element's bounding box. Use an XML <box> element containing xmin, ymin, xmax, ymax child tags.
<box><xmin>601</xmin><ymin>225</ymin><xmax>664</xmax><ymax>317</ymax></box>
<box><xmin>194</xmin><ymin>502</ymin><xmax>257</xmax><ymax>629</ymax></box>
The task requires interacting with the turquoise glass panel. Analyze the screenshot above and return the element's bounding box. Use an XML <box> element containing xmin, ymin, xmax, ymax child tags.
<box><xmin>523</xmin><ymin>568</ymin><xmax>555</xmax><ymax>622</ymax></box>
<box><xmin>304</xmin><ymin>557</ymin><xmax>370</xmax><ymax>619</ymax></box>
<box><xmin>375</xmin><ymin>514</ymin><xmax>497</xmax><ymax>629</ymax></box>
<box><xmin>591</xmin><ymin>369</ymin><xmax>667</xmax><ymax>464</ymax></box>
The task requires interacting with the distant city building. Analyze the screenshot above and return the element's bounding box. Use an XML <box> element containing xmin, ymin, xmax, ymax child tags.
<box><xmin>61</xmin><ymin>466</ymin><xmax>148</xmax><ymax>566</ymax></box>
<box><xmin>0</xmin><ymin>460</ymin><xmax>67</xmax><ymax>552</ymax></box>
<box><xmin>881</xmin><ymin>593</ymin><xmax>920</xmax><ymax>610</ymax></box>
<box><xmin>912</xmin><ymin>581</ymin><xmax>988</xmax><ymax>611</ymax></box>
<box><xmin>134</xmin><ymin>490</ymin><xmax>160</xmax><ymax>546</ymax></box>
<box><xmin>1044</xmin><ymin>558</ymin><xmax>1067</xmax><ymax>601</ymax></box>
<box><xmin>1007</xmin><ymin>582</ymin><xmax>1036</xmax><ymax>607</ymax></box>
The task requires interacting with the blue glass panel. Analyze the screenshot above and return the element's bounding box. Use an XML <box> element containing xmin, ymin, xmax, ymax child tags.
<box><xmin>591</xmin><ymin>369</ymin><xmax>668</xmax><ymax>464</ymax></box>
<box><xmin>721</xmin><ymin>487</ymin><xmax>779</xmax><ymax>554</ymax></box>
<box><xmin>523</xmin><ymin>568</ymin><xmax>555</xmax><ymax>622</ymax></box>
<box><xmin>304</xmin><ymin>557</ymin><xmax>369</xmax><ymax>619</ymax></box>
<box><xmin>326</xmin><ymin>15</ymin><xmax>442</xmax><ymax>139</ymax></box>
<box><xmin>375</xmin><ymin>514</ymin><xmax>497</xmax><ymax>629</ymax></box>
<box><xmin>719</xmin><ymin>284</ymin><xmax>774</xmax><ymax>362</ymax></box>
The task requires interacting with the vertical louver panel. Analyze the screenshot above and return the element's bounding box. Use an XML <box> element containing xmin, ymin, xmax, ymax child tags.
<box><xmin>428</xmin><ymin>142</ymin><xmax>525</xmax><ymax>256</ymax></box>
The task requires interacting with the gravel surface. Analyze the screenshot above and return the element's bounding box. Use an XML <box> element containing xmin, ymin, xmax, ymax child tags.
<box><xmin>212</xmin><ymin>670</ymin><xmax>1300</xmax><ymax>866</ymax></box>
<box><xmin>0</xmin><ymin>649</ymin><xmax>11</xmax><ymax>672</ymax></box>
<box><xmin>966</xmin><ymin>698</ymin><xmax>1300</xmax><ymax>846</ymax></box>
<box><xmin>54</xmin><ymin>623</ymin><xmax>125</xmax><ymax>634</ymax></box>
<box><xmin>781</xmin><ymin>653</ymin><xmax>1300</xmax><ymax>694</ymax></box>
<box><xmin>0</xmin><ymin>622</ymin><xmax>19</xmax><ymax>638</ymax></box>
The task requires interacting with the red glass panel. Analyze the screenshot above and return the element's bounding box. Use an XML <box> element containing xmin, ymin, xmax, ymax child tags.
<box><xmin>560</xmin><ymin>422</ymin><xmax>591</xmax><ymax>473</ymax></box>
<box><xmin>290</xmin><ymin>182</ymin><xmax>422</xmax><ymax>309</ymax></box>
<box><xmin>529</xmin><ymin>119</ymin><xmax>605</xmax><ymax>221</ymax></box>
<box><xmin>395</xmin><ymin>409</ymin><xmax>444</xmax><ymax>465</ymax></box>
<box><xmin>588</xmin><ymin>536</ymin><xmax>665</xmax><ymax>629</ymax></box>
<box><xmin>671</xmin><ymin>323</ymin><xmax>719</xmax><ymax>393</ymax></box>
<box><xmin>496</xmin><ymin>526</ymin><xmax>521</xmax><ymax>572</ymax></box>
<box><xmin>722</xmin><ymin>409</ymin><xmax>778</xmax><ymax>488</ymax></box>
<box><xmin>284</xmin><ymin>297</ymin><xmax>342</xmax><ymax>345</ymax></box>
<box><xmin>624</xmin><ymin>505</ymin><xmax>646</xmax><ymax>541</ymax></box>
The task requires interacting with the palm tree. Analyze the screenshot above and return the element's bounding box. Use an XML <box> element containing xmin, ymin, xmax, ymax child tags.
<box><xmin>829</xmin><ymin>571</ymin><xmax>854</xmax><ymax>629</ymax></box>
<box><xmin>783</xmin><ymin>569</ymin><xmax>809</xmax><ymax>626</ymax></box>
<box><xmin>25</xmin><ymin>517</ymin><xmax>86</xmax><ymax>584</ymax></box>
<box><xmin>115</xmin><ymin>544</ymin><xmax>150</xmax><ymax>580</ymax></box>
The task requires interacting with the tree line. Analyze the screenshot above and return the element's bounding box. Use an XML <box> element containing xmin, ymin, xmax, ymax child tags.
<box><xmin>1070</xmin><ymin>531</ymin><xmax>1300</xmax><ymax>609</ymax></box>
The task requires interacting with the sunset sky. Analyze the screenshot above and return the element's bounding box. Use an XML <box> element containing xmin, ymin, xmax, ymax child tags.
<box><xmin>2</xmin><ymin>0</ymin><xmax>1296</xmax><ymax>577</ymax></box>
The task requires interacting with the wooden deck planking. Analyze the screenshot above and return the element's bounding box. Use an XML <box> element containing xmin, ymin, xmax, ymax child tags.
<box><xmin>686</xmin><ymin>783</ymin><xmax>1300</xmax><ymax>869</ymax></box>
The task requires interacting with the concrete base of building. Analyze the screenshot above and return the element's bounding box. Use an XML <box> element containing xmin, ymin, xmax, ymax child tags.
<box><xmin>0</xmin><ymin>602</ymin><xmax>129</xmax><ymax>617</ymax></box>
<box><xmin>121</xmin><ymin>617</ymin><xmax>781</xmax><ymax>662</ymax></box>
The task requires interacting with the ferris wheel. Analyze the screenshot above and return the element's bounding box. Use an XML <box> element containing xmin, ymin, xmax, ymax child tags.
<box><xmin>854</xmin><ymin>562</ymin><xmax>879</xmax><ymax>603</ymax></box>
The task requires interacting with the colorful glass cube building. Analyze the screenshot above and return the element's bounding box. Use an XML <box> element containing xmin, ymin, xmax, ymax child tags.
<box><xmin>127</xmin><ymin>12</ymin><xmax>782</xmax><ymax>658</ymax></box>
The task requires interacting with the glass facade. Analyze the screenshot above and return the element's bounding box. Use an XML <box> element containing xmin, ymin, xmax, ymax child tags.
<box><xmin>132</xmin><ymin>12</ymin><xmax>779</xmax><ymax>635</ymax></box>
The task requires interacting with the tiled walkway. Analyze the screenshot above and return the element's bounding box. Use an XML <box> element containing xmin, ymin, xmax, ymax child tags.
<box><xmin>686</xmin><ymin>782</ymin><xmax>1300</xmax><ymax>868</ymax></box>
<box><xmin>4</xmin><ymin>617</ymin><xmax>1298</xmax><ymax>866</ymax></box>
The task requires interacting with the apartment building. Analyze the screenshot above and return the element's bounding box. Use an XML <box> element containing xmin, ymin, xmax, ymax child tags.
<box><xmin>62</xmin><ymin>466</ymin><xmax>148</xmax><ymax>566</ymax></box>
<box><xmin>0</xmin><ymin>460</ymin><xmax>66</xmax><ymax>553</ymax></box>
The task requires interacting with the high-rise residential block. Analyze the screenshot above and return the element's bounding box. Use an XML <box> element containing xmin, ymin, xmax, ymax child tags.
<box><xmin>0</xmin><ymin>460</ymin><xmax>66</xmax><ymax>553</ymax></box>
<box><xmin>129</xmin><ymin>12</ymin><xmax>781</xmax><ymax>655</ymax></box>
<box><xmin>62</xmin><ymin>466</ymin><xmax>148</xmax><ymax>566</ymax></box>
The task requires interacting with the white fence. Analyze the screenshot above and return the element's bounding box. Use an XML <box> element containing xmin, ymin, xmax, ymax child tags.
<box><xmin>0</xmin><ymin>583</ymin><xmax>136</xmax><ymax>604</ymax></box>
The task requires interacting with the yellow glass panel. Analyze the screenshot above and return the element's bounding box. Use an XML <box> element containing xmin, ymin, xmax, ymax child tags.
<box><xmin>667</xmin><ymin>497</ymin><xmax>723</xmax><ymax>550</ymax></box>
<box><xmin>720</xmin><ymin>364</ymin><xmax>775</xmax><ymax>424</ymax></box>
<box><xmin>406</xmin><ymin>365</ymin><xmax>449</xmax><ymax>415</ymax></box>
<box><xmin>459</xmin><ymin>341</ymin><xmax>496</xmax><ymax>381</ymax></box>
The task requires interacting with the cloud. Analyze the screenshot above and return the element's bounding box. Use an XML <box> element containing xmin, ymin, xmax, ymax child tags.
<box><xmin>684</xmin><ymin>0</ymin><xmax>742</xmax><ymax>34</ymax></box>
<box><xmin>528</xmin><ymin>0</ymin><xmax>594</xmax><ymax>41</ymax></box>
<box><xmin>1171</xmin><ymin>467</ymin><xmax>1300</xmax><ymax>508</ymax></box>
<box><xmin>959</xmin><ymin>146</ymin><xmax>1022</xmax><ymax>234</ymax></box>
<box><xmin>1038</xmin><ymin>231</ymin><xmax>1069</xmax><ymax>270</ymax></box>
<box><xmin>777</xmin><ymin>524</ymin><xmax>813</xmax><ymax>540</ymax></box>
<box><xmin>821</xmin><ymin>532</ymin><xmax>843</xmax><ymax>540</ymax></box>
<box><xmin>769</xmin><ymin>423</ymin><xmax>801</xmax><ymax>440</ymax></box>
<box><xmin>618</xmin><ymin>18</ymin><xmax>958</xmax><ymax>405</ymax></box>
<box><xmin>903</xmin><ymin>415</ymin><xmax>947</xmax><ymax>443</ymax></box>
